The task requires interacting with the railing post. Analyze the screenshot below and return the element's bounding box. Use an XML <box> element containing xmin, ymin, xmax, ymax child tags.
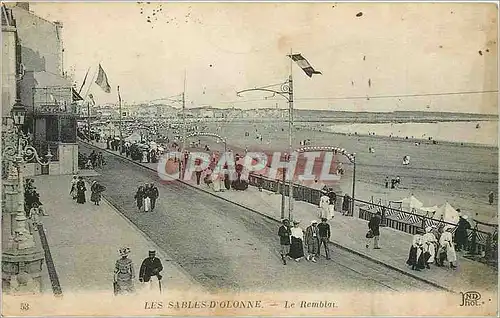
<box><xmin>380</xmin><ymin>207</ymin><xmax>387</xmax><ymax>227</ymax></box>
<box><xmin>484</xmin><ymin>232</ymin><xmax>492</xmax><ymax>261</ymax></box>
<box><xmin>469</xmin><ymin>226</ymin><xmax>478</xmax><ymax>255</ymax></box>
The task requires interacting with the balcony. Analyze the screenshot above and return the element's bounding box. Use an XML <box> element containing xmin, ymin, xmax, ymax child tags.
<box><xmin>33</xmin><ymin>87</ymin><xmax>80</xmax><ymax>115</ymax></box>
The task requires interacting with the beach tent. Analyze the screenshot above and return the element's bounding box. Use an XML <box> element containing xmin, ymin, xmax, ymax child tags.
<box><xmin>417</xmin><ymin>205</ymin><xmax>439</xmax><ymax>217</ymax></box>
<box><xmin>394</xmin><ymin>195</ymin><xmax>424</xmax><ymax>212</ymax></box>
<box><xmin>125</xmin><ymin>132</ymin><xmax>142</xmax><ymax>143</ymax></box>
<box><xmin>432</xmin><ymin>202</ymin><xmax>460</xmax><ymax>225</ymax></box>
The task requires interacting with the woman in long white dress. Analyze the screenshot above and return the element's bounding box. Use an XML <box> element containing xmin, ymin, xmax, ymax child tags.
<box><xmin>212</xmin><ymin>172</ymin><xmax>221</xmax><ymax>192</ymax></box>
<box><xmin>422</xmin><ymin>226</ymin><xmax>438</xmax><ymax>268</ymax></box>
<box><xmin>439</xmin><ymin>228</ymin><xmax>457</xmax><ymax>269</ymax></box>
<box><xmin>318</xmin><ymin>193</ymin><xmax>331</xmax><ymax>219</ymax></box>
<box><xmin>288</xmin><ymin>221</ymin><xmax>305</xmax><ymax>262</ymax></box>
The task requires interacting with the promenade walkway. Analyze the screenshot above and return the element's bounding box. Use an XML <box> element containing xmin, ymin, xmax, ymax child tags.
<box><xmin>33</xmin><ymin>174</ymin><xmax>203</xmax><ymax>295</ymax></box>
<box><xmin>86</xmin><ymin>141</ymin><xmax>497</xmax><ymax>293</ymax></box>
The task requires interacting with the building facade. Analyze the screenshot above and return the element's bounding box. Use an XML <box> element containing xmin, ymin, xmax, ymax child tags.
<box><xmin>10</xmin><ymin>2</ymin><xmax>82</xmax><ymax>175</ymax></box>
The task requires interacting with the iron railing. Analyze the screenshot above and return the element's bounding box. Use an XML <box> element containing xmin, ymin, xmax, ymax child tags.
<box><xmin>247</xmin><ymin>172</ymin><xmax>498</xmax><ymax>265</ymax></box>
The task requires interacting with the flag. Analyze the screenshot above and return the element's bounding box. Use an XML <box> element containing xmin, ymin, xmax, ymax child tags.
<box><xmin>95</xmin><ymin>64</ymin><xmax>111</xmax><ymax>93</ymax></box>
<box><xmin>288</xmin><ymin>54</ymin><xmax>322</xmax><ymax>78</ymax></box>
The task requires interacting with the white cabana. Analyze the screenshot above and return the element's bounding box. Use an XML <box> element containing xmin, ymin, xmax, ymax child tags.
<box><xmin>125</xmin><ymin>132</ymin><xmax>142</xmax><ymax>143</ymax></box>
<box><xmin>432</xmin><ymin>202</ymin><xmax>460</xmax><ymax>225</ymax></box>
<box><xmin>393</xmin><ymin>195</ymin><xmax>424</xmax><ymax>212</ymax></box>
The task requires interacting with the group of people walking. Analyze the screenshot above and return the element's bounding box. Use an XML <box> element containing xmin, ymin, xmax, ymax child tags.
<box><xmin>78</xmin><ymin>151</ymin><xmax>105</xmax><ymax>170</ymax></box>
<box><xmin>406</xmin><ymin>214</ymin><xmax>472</xmax><ymax>271</ymax></box>
<box><xmin>134</xmin><ymin>183</ymin><xmax>159</xmax><ymax>212</ymax></box>
<box><xmin>25</xmin><ymin>178</ymin><xmax>48</xmax><ymax>226</ymax></box>
<box><xmin>407</xmin><ymin>225</ymin><xmax>457</xmax><ymax>270</ymax></box>
<box><xmin>70</xmin><ymin>176</ymin><xmax>106</xmax><ymax>205</ymax></box>
<box><xmin>278</xmin><ymin>218</ymin><xmax>331</xmax><ymax>265</ymax></box>
<box><xmin>319</xmin><ymin>188</ymin><xmax>352</xmax><ymax>217</ymax></box>
<box><xmin>113</xmin><ymin>249</ymin><xmax>164</xmax><ymax>295</ymax></box>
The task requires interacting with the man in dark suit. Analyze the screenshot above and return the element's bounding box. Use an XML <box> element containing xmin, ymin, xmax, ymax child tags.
<box><xmin>366</xmin><ymin>212</ymin><xmax>381</xmax><ymax>249</ymax></box>
<box><xmin>139</xmin><ymin>250</ymin><xmax>163</xmax><ymax>292</ymax></box>
<box><xmin>278</xmin><ymin>219</ymin><xmax>291</xmax><ymax>265</ymax></box>
<box><xmin>317</xmin><ymin>218</ymin><xmax>331</xmax><ymax>260</ymax></box>
<box><xmin>148</xmin><ymin>184</ymin><xmax>159</xmax><ymax>211</ymax></box>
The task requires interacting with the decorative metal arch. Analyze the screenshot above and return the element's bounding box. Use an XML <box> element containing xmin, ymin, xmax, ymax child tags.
<box><xmin>295</xmin><ymin>146</ymin><xmax>356</xmax><ymax>163</ymax></box>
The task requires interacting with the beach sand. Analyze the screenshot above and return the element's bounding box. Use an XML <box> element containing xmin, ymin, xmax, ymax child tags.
<box><xmin>160</xmin><ymin>121</ymin><xmax>498</xmax><ymax>225</ymax></box>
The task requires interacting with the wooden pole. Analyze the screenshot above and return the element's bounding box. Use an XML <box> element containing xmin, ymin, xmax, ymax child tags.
<box><xmin>287</xmin><ymin>48</ymin><xmax>294</xmax><ymax>222</ymax></box>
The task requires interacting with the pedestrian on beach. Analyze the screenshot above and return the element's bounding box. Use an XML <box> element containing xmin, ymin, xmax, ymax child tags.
<box><xmin>114</xmin><ymin>247</ymin><xmax>135</xmax><ymax>295</ymax></box>
<box><xmin>488</xmin><ymin>191</ymin><xmax>494</xmax><ymax>205</ymax></box>
<box><xmin>288</xmin><ymin>220</ymin><xmax>305</xmax><ymax>262</ymax></box>
<box><xmin>438</xmin><ymin>228</ymin><xmax>457</xmax><ymax>269</ymax></box>
<box><xmin>406</xmin><ymin>228</ymin><xmax>425</xmax><ymax>271</ymax></box>
<box><xmin>139</xmin><ymin>250</ymin><xmax>163</xmax><ymax>293</ymax></box>
<box><xmin>278</xmin><ymin>219</ymin><xmax>291</xmax><ymax>265</ymax></box>
<box><xmin>148</xmin><ymin>183</ymin><xmax>159</xmax><ymax>211</ymax></box>
<box><xmin>70</xmin><ymin>175</ymin><xmax>78</xmax><ymax>200</ymax></box>
<box><xmin>384</xmin><ymin>177</ymin><xmax>389</xmax><ymax>189</ymax></box>
<box><xmin>366</xmin><ymin>212</ymin><xmax>381</xmax><ymax>249</ymax></box>
<box><xmin>90</xmin><ymin>181</ymin><xmax>106</xmax><ymax>206</ymax></box>
<box><xmin>305</xmin><ymin>220</ymin><xmax>320</xmax><ymax>262</ymax></box>
<box><xmin>454</xmin><ymin>214</ymin><xmax>471</xmax><ymax>252</ymax></box>
<box><xmin>76</xmin><ymin>176</ymin><xmax>87</xmax><ymax>204</ymax></box>
<box><xmin>318</xmin><ymin>218</ymin><xmax>331</xmax><ymax>260</ymax></box>
<box><xmin>135</xmin><ymin>186</ymin><xmax>145</xmax><ymax>212</ymax></box>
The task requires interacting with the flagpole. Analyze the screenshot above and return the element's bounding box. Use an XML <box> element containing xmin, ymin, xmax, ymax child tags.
<box><xmin>84</xmin><ymin>65</ymin><xmax>99</xmax><ymax>140</ymax></box>
<box><xmin>288</xmin><ymin>48</ymin><xmax>294</xmax><ymax>222</ymax></box>
<box><xmin>181</xmin><ymin>70</ymin><xmax>187</xmax><ymax>178</ymax></box>
<box><xmin>78</xmin><ymin>67</ymin><xmax>90</xmax><ymax>94</ymax></box>
<box><xmin>118</xmin><ymin>85</ymin><xmax>123</xmax><ymax>154</ymax></box>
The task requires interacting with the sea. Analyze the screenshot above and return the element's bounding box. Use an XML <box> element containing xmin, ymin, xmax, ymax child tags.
<box><xmin>327</xmin><ymin>120</ymin><xmax>498</xmax><ymax>147</ymax></box>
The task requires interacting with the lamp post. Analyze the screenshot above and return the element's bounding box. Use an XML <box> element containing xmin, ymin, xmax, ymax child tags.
<box><xmin>2</xmin><ymin>99</ymin><xmax>52</xmax><ymax>294</ymax></box>
<box><xmin>237</xmin><ymin>78</ymin><xmax>293</xmax><ymax>221</ymax></box>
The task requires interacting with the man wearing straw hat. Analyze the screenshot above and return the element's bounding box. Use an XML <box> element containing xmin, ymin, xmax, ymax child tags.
<box><xmin>305</xmin><ymin>220</ymin><xmax>320</xmax><ymax>263</ymax></box>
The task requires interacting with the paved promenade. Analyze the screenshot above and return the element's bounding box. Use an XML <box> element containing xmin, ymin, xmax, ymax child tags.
<box><xmin>33</xmin><ymin>174</ymin><xmax>203</xmax><ymax>295</ymax></box>
<box><xmin>86</xmin><ymin>141</ymin><xmax>497</xmax><ymax>293</ymax></box>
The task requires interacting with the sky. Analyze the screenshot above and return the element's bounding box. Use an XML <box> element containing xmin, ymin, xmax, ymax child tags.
<box><xmin>30</xmin><ymin>2</ymin><xmax>498</xmax><ymax>113</ymax></box>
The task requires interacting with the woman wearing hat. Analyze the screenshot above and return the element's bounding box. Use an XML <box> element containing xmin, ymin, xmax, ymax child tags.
<box><xmin>114</xmin><ymin>247</ymin><xmax>135</xmax><ymax>295</ymax></box>
<box><xmin>422</xmin><ymin>226</ymin><xmax>438</xmax><ymax>269</ymax></box>
<box><xmin>406</xmin><ymin>228</ymin><xmax>426</xmax><ymax>271</ymax></box>
<box><xmin>288</xmin><ymin>221</ymin><xmax>305</xmax><ymax>262</ymax></box>
<box><xmin>438</xmin><ymin>227</ymin><xmax>457</xmax><ymax>269</ymax></box>
<box><xmin>70</xmin><ymin>175</ymin><xmax>78</xmax><ymax>200</ymax></box>
<box><xmin>90</xmin><ymin>181</ymin><xmax>106</xmax><ymax>206</ymax></box>
<box><xmin>76</xmin><ymin>176</ymin><xmax>87</xmax><ymax>204</ymax></box>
